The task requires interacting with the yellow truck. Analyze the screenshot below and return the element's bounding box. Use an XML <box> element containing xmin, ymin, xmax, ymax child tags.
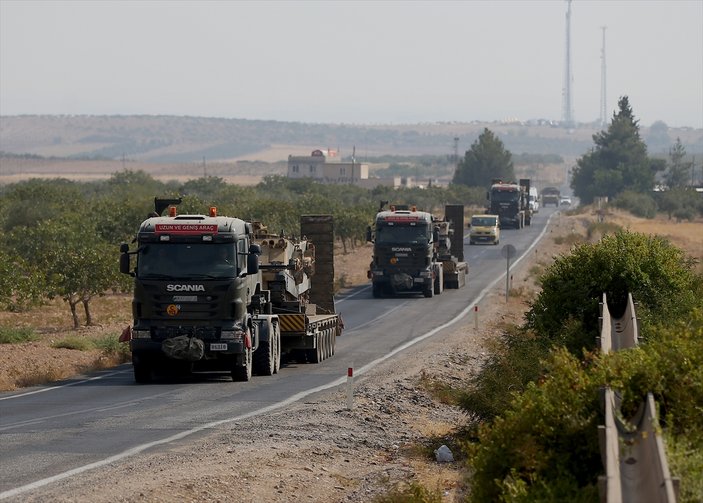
<box><xmin>468</xmin><ymin>214</ymin><xmax>500</xmax><ymax>245</ymax></box>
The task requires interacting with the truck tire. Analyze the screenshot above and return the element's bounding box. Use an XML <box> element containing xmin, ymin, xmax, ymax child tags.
<box><xmin>254</xmin><ymin>319</ymin><xmax>277</xmax><ymax>376</ymax></box>
<box><xmin>254</xmin><ymin>338</ymin><xmax>274</xmax><ymax>376</ymax></box>
<box><xmin>372</xmin><ymin>284</ymin><xmax>383</xmax><ymax>298</ymax></box>
<box><xmin>307</xmin><ymin>332</ymin><xmax>323</xmax><ymax>363</ymax></box>
<box><xmin>232</xmin><ymin>347</ymin><xmax>252</xmax><ymax>382</ymax></box>
<box><xmin>434</xmin><ymin>267</ymin><xmax>444</xmax><ymax>295</ymax></box>
<box><xmin>423</xmin><ymin>286</ymin><xmax>434</xmax><ymax>298</ymax></box>
<box><xmin>273</xmin><ymin>323</ymin><xmax>281</xmax><ymax>374</ymax></box>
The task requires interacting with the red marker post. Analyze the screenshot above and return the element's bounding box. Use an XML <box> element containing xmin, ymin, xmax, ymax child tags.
<box><xmin>346</xmin><ymin>366</ymin><xmax>354</xmax><ymax>410</ymax></box>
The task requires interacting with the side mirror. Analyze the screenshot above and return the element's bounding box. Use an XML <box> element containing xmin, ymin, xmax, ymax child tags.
<box><xmin>486</xmin><ymin>191</ymin><xmax>490</xmax><ymax>200</ymax></box>
<box><xmin>365</xmin><ymin>226</ymin><xmax>373</xmax><ymax>242</ymax></box>
<box><xmin>247</xmin><ymin>243</ymin><xmax>261</xmax><ymax>275</ymax></box>
<box><xmin>119</xmin><ymin>244</ymin><xmax>131</xmax><ymax>275</ymax></box>
<box><xmin>432</xmin><ymin>227</ymin><xmax>440</xmax><ymax>243</ymax></box>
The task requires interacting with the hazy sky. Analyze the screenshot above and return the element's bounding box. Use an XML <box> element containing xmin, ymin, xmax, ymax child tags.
<box><xmin>1</xmin><ymin>0</ymin><xmax>702</xmax><ymax>128</ymax></box>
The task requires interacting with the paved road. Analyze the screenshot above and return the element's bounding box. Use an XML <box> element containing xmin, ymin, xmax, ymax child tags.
<box><xmin>0</xmin><ymin>208</ymin><xmax>557</xmax><ymax>500</ymax></box>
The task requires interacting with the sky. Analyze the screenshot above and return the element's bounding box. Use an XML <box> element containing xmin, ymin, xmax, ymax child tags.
<box><xmin>1</xmin><ymin>0</ymin><xmax>702</xmax><ymax>128</ymax></box>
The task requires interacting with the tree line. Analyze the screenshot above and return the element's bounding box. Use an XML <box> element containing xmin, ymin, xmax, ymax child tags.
<box><xmin>0</xmin><ymin>173</ymin><xmax>484</xmax><ymax>326</ymax></box>
<box><xmin>452</xmin><ymin>96</ymin><xmax>702</xmax><ymax>221</ymax></box>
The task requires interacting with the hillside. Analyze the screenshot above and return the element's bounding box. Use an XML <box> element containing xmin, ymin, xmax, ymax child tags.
<box><xmin>4</xmin><ymin>114</ymin><xmax>700</xmax><ymax>165</ymax></box>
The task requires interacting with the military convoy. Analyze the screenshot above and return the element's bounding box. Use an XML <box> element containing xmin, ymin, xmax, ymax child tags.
<box><xmin>119</xmin><ymin>198</ymin><xmax>342</xmax><ymax>383</ymax></box>
<box><xmin>366</xmin><ymin>203</ymin><xmax>468</xmax><ymax>298</ymax></box>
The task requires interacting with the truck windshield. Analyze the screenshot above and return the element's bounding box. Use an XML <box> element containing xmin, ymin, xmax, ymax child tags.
<box><xmin>137</xmin><ymin>243</ymin><xmax>237</xmax><ymax>279</ymax></box>
<box><xmin>376</xmin><ymin>224</ymin><xmax>430</xmax><ymax>244</ymax></box>
<box><xmin>472</xmin><ymin>217</ymin><xmax>497</xmax><ymax>227</ymax></box>
<box><xmin>491</xmin><ymin>190</ymin><xmax>519</xmax><ymax>203</ymax></box>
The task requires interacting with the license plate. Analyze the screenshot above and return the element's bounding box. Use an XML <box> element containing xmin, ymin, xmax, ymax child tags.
<box><xmin>210</xmin><ymin>343</ymin><xmax>227</xmax><ymax>351</ymax></box>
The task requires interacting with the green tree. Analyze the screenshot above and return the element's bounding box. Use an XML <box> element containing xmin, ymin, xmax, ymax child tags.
<box><xmin>571</xmin><ymin>96</ymin><xmax>662</xmax><ymax>204</ymax></box>
<box><xmin>7</xmin><ymin>220</ymin><xmax>129</xmax><ymax>328</ymax></box>
<box><xmin>644</xmin><ymin>119</ymin><xmax>671</xmax><ymax>153</ymax></box>
<box><xmin>525</xmin><ymin>231</ymin><xmax>701</xmax><ymax>356</ymax></box>
<box><xmin>665</xmin><ymin>137</ymin><xmax>692</xmax><ymax>189</ymax></box>
<box><xmin>0</xmin><ymin>249</ymin><xmax>45</xmax><ymax>311</ymax></box>
<box><xmin>453</xmin><ymin>128</ymin><xmax>514</xmax><ymax>188</ymax></box>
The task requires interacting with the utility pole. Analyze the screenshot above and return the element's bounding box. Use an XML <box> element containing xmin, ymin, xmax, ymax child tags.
<box><xmin>561</xmin><ymin>0</ymin><xmax>574</xmax><ymax>128</ymax></box>
<box><xmin>600</xmin><ymin>26</ymin><xmax>607</xmax><ymax>128</ymax></box>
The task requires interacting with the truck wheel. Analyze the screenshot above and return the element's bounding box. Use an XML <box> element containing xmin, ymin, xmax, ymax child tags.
<box><xmin>434</xmin><ymin>270</ymin><xmax>444</xmax><ymax>295</ymax></box>
<box><xmin>372</xmin><ymin>284</ymin><xmax>382</xmax><ymax>298</ymax></box>
<box><xmin>254</xmin><ymin>339</ymin><xmax>274</xmax><ymax>376</ymax></box>
<box><xmin>254</xmin><ymin>321</ymin><xmax>275</xmax><ymax>376</ymax></box>
<box><xmin>273</xmin><ymin>323</ymin><xmax>281</xmax><ymax>374</ymax></box>
<box><xmin>232</xmin><ymin>347</ymin><xmax>252</xmax><ymax>381</ymax></box>
<box><xmin>423</xmin><ymin>286</ymin><xmax>434</xmax><ymax>298</ymax></box>
<box><xmin>327</xmin><ymin>328</ymin><xmax>334</xmax><ymax>359</ymax></box>
<box><xmin>307</xmin><ymin>332</ymin><xmax>323</xmax><ymax>363</ymax></box>
<box><xmin>133</xmin><ymin>360</ymin><xmax>152</xmax><ymax>384</ymax></box>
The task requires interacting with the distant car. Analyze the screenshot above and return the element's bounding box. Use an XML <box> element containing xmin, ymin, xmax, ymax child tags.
<box><xmin>560</xmin><ymin>196</ymin><xmax>572</xmax><ymax>206</ymax></box>
<box><xmin>469</xmin><ymin>214</ymin><xmax>500</xmax><ymax>245</ymax></box>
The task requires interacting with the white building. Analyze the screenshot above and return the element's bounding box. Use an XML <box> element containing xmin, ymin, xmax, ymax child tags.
<box><xmin>287</xmin><ymin>149</ymin><xmax>419</xmax><ymax>189</ymax></box>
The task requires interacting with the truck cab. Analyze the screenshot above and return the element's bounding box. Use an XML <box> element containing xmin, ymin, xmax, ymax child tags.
<box><xmin>367</xmin><ymin>205</ymin><xmax>438</xmax><ymax>298</ymax></box>
<box><xmin>120</xmin><ymin>205</ymin><xmax>267</xmax><ymax>382</ymax></box>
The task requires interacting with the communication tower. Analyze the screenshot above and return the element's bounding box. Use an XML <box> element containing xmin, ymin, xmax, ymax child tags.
<box><xmin>600</xmin><ymin>26</ymin><xmax>608</xmax><ymax>127</ymax></box>
<box><xmin>561</xmin><ymin>0</ymin><xmax>574</xmax><ymax>128</ymax></box>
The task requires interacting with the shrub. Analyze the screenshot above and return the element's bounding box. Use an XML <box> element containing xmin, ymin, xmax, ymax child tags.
<box><xmin>0</xmin><ymin>326</ymin><xmax>39</xmax><ymax>344</ymax></box>
<box><xmin>466</xmin><ymin>348</ymin><xmax>602</xmax><ymax>502</ymax></box>
<box><xmin>460</xmin><ymin>325</ymin><xmax>548</xmax><ymax>422</ymax></box>
<box><xmin>51</xmin><ymin>336</ymin><xmax>94</xmax><ymax>351</ymax></box>
<box><xmin>465</xmin><ymin>310</ymin><xmax>703</xmax><ymax>503</ymax></box>
<box><xmin>612</xmin><ymin>190</ymin><xmax>657</xmax><ymax>218</ymax></box>
<box><xmin>525</xmin><ymin>231</ymin><xmax>702</xmax><ymax>356</ymax></box>
<box><xmin>93</xmin><ymin>334</ymin><xmax>131</xmax><ymax>361</ymax></box>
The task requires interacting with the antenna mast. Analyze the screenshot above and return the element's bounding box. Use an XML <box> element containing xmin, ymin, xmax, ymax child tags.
<box><xmin>562</xmin><ymin>0</ymin><xmax>574</xmax><ymax>128</ymax></box>
<box><xmin>600</xmin><ymin>26</ymin><xmax>607</xmax><ymax>127</ymax></box>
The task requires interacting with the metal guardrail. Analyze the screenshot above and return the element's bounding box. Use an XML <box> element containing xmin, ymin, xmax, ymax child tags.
<box><xmin>597</xmin><ymin>293</ymin><xmax>679</xmax><ymax>503</ymax></box>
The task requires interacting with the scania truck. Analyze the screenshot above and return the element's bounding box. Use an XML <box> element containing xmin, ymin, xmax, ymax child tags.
<box><xmin>119</xmin><ymin>198</ymin><xmax>341</xmax><ymax>383</ymax></box>
<box><xmin>366</xmin><ymin>203</ymin><xmax>467</xmax><ymax>298</ymax></box>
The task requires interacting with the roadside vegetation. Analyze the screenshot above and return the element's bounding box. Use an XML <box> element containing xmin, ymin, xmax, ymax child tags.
<box><xmin>0</xmin><ymin>174</ymin><xmax>484</xmax><ymax>328</ymax></box>
<box><xmin>451</xmin><ymin>96</ymin><xmax>703</xmax><ymax>502</ymax></box>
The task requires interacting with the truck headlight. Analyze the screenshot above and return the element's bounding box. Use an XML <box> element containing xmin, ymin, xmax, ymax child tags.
<box><xmin>419</xmin><ymin>271</ymin><xmax>432</xmax><ymax>278</ymax></box>
<box><xmin>132</xmin><ymin>329</ymin><xmax>151</xmax><ymax>339</ymax></box>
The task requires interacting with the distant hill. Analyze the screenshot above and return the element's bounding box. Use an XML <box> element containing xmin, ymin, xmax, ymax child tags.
<box><xmin>1</xmin><ymin>115</ymin><xmax>701</xmax><ymax>163</ymax></box>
